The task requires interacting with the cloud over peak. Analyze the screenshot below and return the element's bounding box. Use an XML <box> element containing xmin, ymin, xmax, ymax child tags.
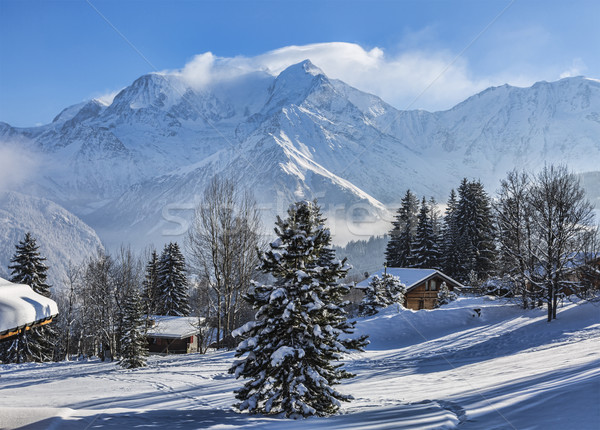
<box><xmin>170</xmin><ymin>42</ymin><xmax>498</xmax><ymax>112</ymax></box>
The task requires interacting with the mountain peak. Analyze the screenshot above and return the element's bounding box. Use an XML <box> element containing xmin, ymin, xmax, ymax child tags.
<box><xmin>278</xmin><ymin>59</ymin><xmax>325</xmax><ymax>79</ymax></box>
<box><xmin>107</xmin><ymin>73</ymin><xmax>187</xmax><ymax>113</ymax></box>
<box><xmin>259</xmin><ymin>60</ymin><xmax>330</xmax><ymax>114</ymax></box>
<box><xmin>298</xmin><ymin>59</ymin><xmax>324</xmax><ymax>76</ymax></box>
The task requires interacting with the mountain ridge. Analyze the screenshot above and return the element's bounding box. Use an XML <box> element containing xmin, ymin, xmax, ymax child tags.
<box><xmin>1</xmin><ymin>62</ymin><xmax>598</xmax><ymax>250</ymax></box>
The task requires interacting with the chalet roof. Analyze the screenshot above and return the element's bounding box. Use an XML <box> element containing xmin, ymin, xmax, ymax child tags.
<box><xmin>356</xmin><ymin>268</ymin><xmax>464</xmax><ymax>292</ymax></box>
<box><xmin>0</xmin><ymin>277</ymin><xmax>59</xmax><ymax>338</ymax></box>
<box><xmin>146</xmin><ymin>315</ymin><xmax>204</xmax><ymax>339</ymax></box>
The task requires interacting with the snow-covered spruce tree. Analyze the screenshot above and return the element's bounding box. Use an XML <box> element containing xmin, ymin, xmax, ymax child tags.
<box><xmin>455</xmin><ymin>179</ymin><xmax>497</xmax><ymax>283</ymax></box>
<box><xmin>429</xmin><ymin>196</ymin><xmax>443</xmax><ymax>264</ymax></box>
<box><xmin>436</xmin><ymin>282</ymin><xmax>458</xmax><ymax>308</ymax></box>
<box><xmin>5</xmin><ymin>232</ymin><xmax>56</xmax><ymax>363</ymax></box>
<box><xmin>156</xmin><ymin>242</ymin><xmax>190</xmax><ymax>316</ymax></box>
<box><xmin>358</xmin><ymin>273</ymin><xmax>405</xmax><ymax>316</ymax></box>
<box><xmin>441</xmin><ymin>189</ymin><xmax>461</xmax><ymax>280</ymax></box>
<box><xmin>230</xmin><ymin>201</ymin><xmax>368</xmax><ymax>418</ymax></box>
<box><xmin>385</xmin><ymin>190</ymin><xmax>419</xmax><ymax>267</ymax></box>
<box><xmin>120</xmin><ymin>288</ymin><xmax>148</xmax><ymax>369</ymax></box>
<box><xmin>142</xmin><ymin>250</ymin><xmax>160</xmax><ymax>315</ymax></box>
<box><xmin>382</xmin><ymin>273</ymin><xmax>406</xmax><ymax>306</ymax></box>
<box><xmin>413</xmin><ymin>197</ymin><xmax>441</xmax><ymax>269</ymax></box>
<box><xmin>358</xmin><ymin>275</ymin><xmax>388</xmax><ymax>316</ymax></box>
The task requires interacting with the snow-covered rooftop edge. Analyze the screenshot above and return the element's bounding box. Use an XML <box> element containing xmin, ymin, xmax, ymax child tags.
<box><xmin>356</xmin><ymin>268</ymin><xmax>465</xmax><ymax>291</ymax></box>
<box><xmin>146</xmin><ymin>315</ymin><xmax>204</xmax><ymax>339</ymax></box>
<box><xmin>0</xmin><ymin>277</ymin><xmax>59</xmax><ymax>336</ymax></box>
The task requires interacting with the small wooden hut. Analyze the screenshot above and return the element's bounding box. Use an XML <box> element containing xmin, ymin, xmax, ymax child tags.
<box><xmin>357</xmin><ymin>268</ymin><xmax>464</xmax><ymax>310</ymax></box>
<box><xmin>146</xmin><ymin>316</ymin><xmax>202</xmax><ymax>354</ymax></box>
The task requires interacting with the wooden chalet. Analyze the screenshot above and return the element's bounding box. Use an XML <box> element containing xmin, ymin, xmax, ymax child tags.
<box><xmin>146</xmin><ymin>315</ymin><xmax>202</xmax><ymax>354</ymax></box>
<box><xmin>568</xmin><ymin>254</ymin><xmax>600</xmax><ymax>293</ymax></box>
<box><xmin>357</xmin><ymin>268</ymin><xmax>464</xmax><ymax>310</ymax></box>
<box><xmin>0</xmin><ymin>277</ymin><xmax>59</xmax><ymax>341</ymax></box>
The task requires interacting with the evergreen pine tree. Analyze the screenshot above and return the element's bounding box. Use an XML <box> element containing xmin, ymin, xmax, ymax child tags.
<box><xmin>436</xmin><ymin>282</ymin><xmax>458</xmax><ymax>308</ymax></box>
<box><xmin>156</xmin><ymin>243</ymin><xmax>190</xmax><ymax>316</ymax></box>
<box><xmin>382</xmin><ymin>273</ymin><xmax>406</xmax><ymax>305</ymax></box>
<box><xmin>142</xmin><ymin>250</ymin><xmax>160</xmax><ymax>315</ymax></box>
<box><xmin>385</xmin><ymin>190</ymin><xmax>419</xmax><ymax>267</ymax></box>
<box><xmin>359</xmin><ymin>273</ymin><xmax>406</xmax><ymax>316</ymax></box>
<box><xmin>413</xmin><ymin>197</ymin><xmax>441</xmax><ymax>269</ymax></box>
<box><xmin>230</xmin><ymin>201</ymin><xmax>368</xmax><ymax>418</ymax></box>
<box><xmin>359</xmin><ymin>276</ymin><xmax>388</xmax><ymax>316</ymax></box>
<box><xmin>470</xmin><ymin>181</ymin><xmax>497</xmax><ymax>278</ymax></box>
<box><xmin>429</xmin><ymin>197</ymin><xmax>443</xmax><ymax>268</ymax></box>
<box><xmin>4</xmin><ymin>232</ymin><xmax>56</xmax><ymax>363</ymax></box>
<box><xmin>441</xmin><ymin>189</ymin><xmax>461</xmax><ymax>279</ymax></box>
<box><xmin>120</xmin><ymin>288</ymin><xmax>148</xmax><ymax>369</ymax></box>
<box><xmin>455</xmin><ymin>179</ymin><xmax>497</xmax><ymax>283</ymax></box>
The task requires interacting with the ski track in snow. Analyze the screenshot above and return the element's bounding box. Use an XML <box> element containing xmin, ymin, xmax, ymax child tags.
<box><xmin>0</xmin><ymin>296</ymin><xmax>599</xmax><ymax>429</ymax></box>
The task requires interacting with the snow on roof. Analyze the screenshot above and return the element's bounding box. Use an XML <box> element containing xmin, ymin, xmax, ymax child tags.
<box><xmin>0</xmin><ymin>277</ymin><xmax>59</xmax><ymax>335</ymax></box>
<box><xmin>356</xmin><ymin>268</ymin><xmax>464</xmax><ymax>291</ymax></box>
<box><xmin>146</xmin><ymin>315</ymin><xmax>203</xmax><ymax>339</ymax></box>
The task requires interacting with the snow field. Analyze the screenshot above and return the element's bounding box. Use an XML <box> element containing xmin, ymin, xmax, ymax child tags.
<box><xmin>0</xmin><ymin>296</ymin><xmax>598</xmax><ymax>429</ymax></box>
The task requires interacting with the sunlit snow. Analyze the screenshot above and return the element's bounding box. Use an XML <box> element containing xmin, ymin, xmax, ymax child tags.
<box><xmin>1</xmin><ymin>296</ymin><xmax>598</xmax><ymax>429</ymax></box>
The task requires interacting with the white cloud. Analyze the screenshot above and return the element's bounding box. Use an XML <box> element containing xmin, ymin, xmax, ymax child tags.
<box><xmin>95</xmin><ymin>89</ymin><xmax>121</xmax><ymax>106</ymax></box>
<box><xmin>560</xmin><ymin>58</ymin><xmax>587</xmax><ymax>79</ymax></box>
<box><xmin>166</xmin><ymin>42</ymin><xmax>589</xmax><ymax>112</ymax></box>
<box><xmin>172</xmin><ymin>42</ymin><xmax>503</xmax><ymax>111</ymax></box>
<box><xmin>0</xmin><ymin>140</ymin><xmax>40</xmax><ymax>192</ymax></box>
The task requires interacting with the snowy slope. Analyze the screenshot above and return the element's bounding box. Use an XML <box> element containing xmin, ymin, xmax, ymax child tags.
<box><xmin>0</xmin><ymin>296</ymin><xmax>598</xmax><ymax>429</ymax></box>
<box><xmin>0</xmin><ymin>191</ymin><xmax>104</xmax><ymax>288</ymax></box>
<box><xmin>1</xmin><ymin>62</ymin><xmax>599</xmax><ymax>249</ymax></box>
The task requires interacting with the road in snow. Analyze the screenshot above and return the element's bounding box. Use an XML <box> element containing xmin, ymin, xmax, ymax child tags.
<box><xmin>1</xmin><ymin>296</ymin><xmax>598</xmax><ymax>429</ymax></box>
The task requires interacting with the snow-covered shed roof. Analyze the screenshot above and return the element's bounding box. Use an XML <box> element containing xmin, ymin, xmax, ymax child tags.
<box><xmin>356</xmin><ymin>268</ymin><xmax>464</xmax><ymax>292</ymax></box>
<box><xmin>146</xmin><ymin>315</ymin><xmax>203</xmax><ymax>339</ymax></box>
<box><xmin>0</xmin><ymin>277</ymin><xmax>59</xmax><ymax>339</ymax></box>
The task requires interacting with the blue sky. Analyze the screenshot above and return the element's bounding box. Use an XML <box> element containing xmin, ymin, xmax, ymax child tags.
<box><xmin>1</xmin><ymin>0</ymin><xmax>598</xmax><ymax>127</ymax></box>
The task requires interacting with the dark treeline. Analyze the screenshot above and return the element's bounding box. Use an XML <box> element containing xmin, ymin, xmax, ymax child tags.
<box><xmin>333</xmin><ymin>235</ymin><xmax>389</xmax><ymax>279</ymax></box>
<box><xmin>385</xmin><ymin>179</ymin><xmax>495</xmax><ymax>282</ymax></box>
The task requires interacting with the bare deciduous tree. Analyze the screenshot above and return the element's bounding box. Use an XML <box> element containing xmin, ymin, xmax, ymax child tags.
<box><xmin>79</xmin><ymin>249</ymin><xmax>117</xmax><ymax>360</ymax></box>
<box><xmin>186</xmin><ymin>176</ymin><xmax>264</xmax><ymax>348</ymax></box>
<box><xmin>495</xmin><ymin>170</ymin><xmax>538</xmax><ymax>308</ymax></box>
<box><xmin>55</xmin><ymin>261</ymin><xmax>83</xmax><ymax>360</ymax></box>
<box><xmin>496</xmin><ymin>166</ymin><xmax>597</xmax><ymax>321</ymax></box>
<box><xmin>529</xmin><ymin>166</ymin><xmax>596</xmax><ymax>321</ymax></box>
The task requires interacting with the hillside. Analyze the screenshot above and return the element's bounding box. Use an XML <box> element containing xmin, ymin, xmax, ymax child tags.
<box><xmin>0</xmin><ymin>191</ymin><xmax>103</xmax><ymax>287</ymax></box>
<box><xmin>1</xmin><ymin>296</ymin><xmax>598</xmax><ymax>429</ymax></box>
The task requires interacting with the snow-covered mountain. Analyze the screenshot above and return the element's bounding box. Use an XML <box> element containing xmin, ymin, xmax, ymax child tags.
<box><xmin>1</xmin><ymin>61</ymin><xmax>598</xmax><ymax>250</ymax></box>
<box><xmin>0</xmin><ymin>191</ymin><xmax>104</xmax><ymax>287</ymax></box>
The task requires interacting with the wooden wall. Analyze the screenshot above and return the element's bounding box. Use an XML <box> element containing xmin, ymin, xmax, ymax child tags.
<box><xmin>404</xmin><ymin>275</ymin><xmax>456</xmax><ymax>310</ymax></box>
<box><xmin>148</xmin><ymin>337</ymin><xmax>194</xmax><ymax>354</ymax></box>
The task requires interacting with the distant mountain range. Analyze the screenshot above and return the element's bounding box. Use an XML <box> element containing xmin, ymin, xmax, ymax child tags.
<box><xmin>1</xmin><ymin>60</ymin><xmax>599</xmax><ymax>259</ymax></box>
<box><xmin>0</xmin><ymin>191</ymin><xmax>103</xmax><ymax>286</ymax></box>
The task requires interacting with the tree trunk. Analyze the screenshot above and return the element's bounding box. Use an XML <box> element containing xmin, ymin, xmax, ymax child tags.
<box><xmin>216</xmin><ymin>295</ymin><xmax>222</xmax><ymax>349</ymax></box>
<box><xmin>547</xmin><ymin>284</ymin><xmax>553</xmax><ymax>323</ymax></box>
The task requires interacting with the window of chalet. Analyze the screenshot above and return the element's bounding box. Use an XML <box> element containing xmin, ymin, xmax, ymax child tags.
<box><xmin>430</xmin><ymin>279</ymin><xmax>437</xmax><ymax>291</ymax></box>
